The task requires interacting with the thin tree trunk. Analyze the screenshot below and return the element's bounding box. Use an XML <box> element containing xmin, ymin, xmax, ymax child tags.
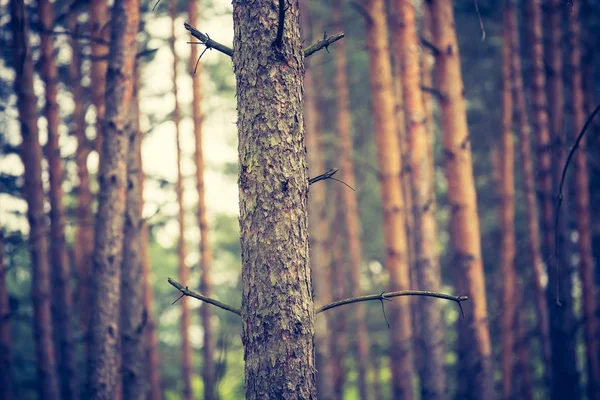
<box><xmin>364</xmin><ymin>0</ymin><xmax>415</xmax><ymax>398</ymax></box>
<box><xmin>90</xmin><ymin>0</ymin><xmax>109</xmax><ymax>156</ymax></box>
<box><xmin>568</xmin><ymin>2</ymin><xmax>600</xmax><ymax>398</ymax></box>
<box><xmin>514</xmin><ymin>297</ymin><xmax>533</xmax><ymax>400</ymax></box>
<box><xmin>187</xmin><ymin>2</ymin><xmax>217</xmax><ymax>398</ymax></box>
<box><xmin>170</xmin><ymin>3</ymin><xmax>194</xmax><ymax>398</ymax></box>
<box><xmin>10</xmin><ymin>0</ymin><xmax>60</xmax><ymax>397</ymax></box>
<box><xmin>394</xmin><ymin>1</ymin><xmax>447</xmax><ymax>398</ymax></box>
<box><xmin>37</xmin><ymin>0</ymin><xmax>77</xmax><ymax>396</ymax></box>
<box><xmin>429</xmin><ymin>1</ymin><xmax>494</xmax><ymax>398</ymax></box>
<box><xmin>509</xmin><ymin>2</ymin><xmax>552</xmax><ymax>385</ymax></box>
<box><xmin>0</xmin><ymin>230</ymin><xmax>15</xmax><ymax>400</ymax></box>
<box><xmin>232</xmin><ymin>1</ymin><xmax>314</xmax><ymax>397</ymax></box>
<box><xmin>500</xmin><ymin>4</ymin><xmax>517</xmax><ymax>398</ymax></box>
<box><xmin>88</xmin><ymin>0</ymin><xmax>139</xmax><ymax>395</ymax></box>
<box><xmin>332</xmin><ymin>2</ymin><xmax>371</xmax><ymax>399</ymax></box>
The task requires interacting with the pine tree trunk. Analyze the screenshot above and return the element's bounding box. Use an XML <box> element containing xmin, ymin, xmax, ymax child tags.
<box><xmin>232</xmin><ymin>2</ymin><xmax>315</xmax><ymax>398</ymax></box>
<box><xmin>332</xmin><ymin>2</ymin><xmax>371</xmax><ymax>399</ymax></box>
<box><xmin>500</xmin><ymin>4</ymin><xmax>517</xmax><ymax>398</ymax></box>
<box><xmin>568</xmin><ymin>2</ymin><xmax>600</xmax><ymax>398</ymax></box>
<box><xmin>0</xmin><ymin>231</ymin><xmax>15</xmax><ymax>400</ymax></box>
<box><xmin>37</xmin><ymin>0</ymin><xmax>77</xmax><ymax>396</ymax></box>
<box><xmin>364</xmin><ymin>0</ymin><xmax>415</xmax><ymax>398</ymax></box>
<box><xmin>394</xmin><ymin>1</ymin><xmax>447</xmax><ymax>398</ymax></box>
<box><xmin>88</xmin><ymin>0</ymin><xmax>139</xmax><ymax>396</ymax></box>
<box><xmin>429</xmin><ymin>1</ymin><xmax>494</xmax><ymax>398</ymax></box>
<box><xmin>509</xmin><ymin>2</ymin><xmax>552</xmax><ymax>385</ymax></box>
<box><xmin>10</xmin><ymin>0</ymin><xmax>60</xmax><ymax>397</ymax></box>
<box><xmin>188</xmin><ymin>2</ymin><xmax>217</xmax><ymax>398</ymax></box>
<box><xmin>90</xmin><ymin>0</ymin><xmax>109</xmax><ymax>156</ymax></box>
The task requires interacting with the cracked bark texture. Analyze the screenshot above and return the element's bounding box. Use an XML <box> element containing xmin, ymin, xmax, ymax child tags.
<box><xmin>10</xmin><ymin>0</ymin><xmax>60</xmax><ymax>397</ymax></box>
<box><xmin>232</xmin><ymin>1</ymin><xmax>315</xmax><ymax>398</ymax></box>
<box><xmin>429</xmin><ymin>0</ymin><xmax>494</xmax><ymax>398</ymax></box>
<box><xmin>88</xmin><ymin>0</ymin><xmax>139</xmax><ymax>396</ymax></box>
<box><xmin>364</xmin><ymin>0</ymin><xmax>415</xmax><ymax>398</ymax></box>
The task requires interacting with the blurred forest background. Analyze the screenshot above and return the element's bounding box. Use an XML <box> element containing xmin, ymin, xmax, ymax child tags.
<box><xmin>1</xmin><ymin>0</ymin><xmax>600</xmax><ymax>399</ymax></box>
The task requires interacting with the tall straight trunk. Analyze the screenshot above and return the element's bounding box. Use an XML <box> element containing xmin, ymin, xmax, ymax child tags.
<box><xmin>0</xmin><ymin>230</ymin><xmax>15</xmax><ymax>400</ymax></box>
<box><xmin>90</xmin><ymin>0</ymin><xmax>109</xmax><ymax>155</ymax></box>
<box><xmin>332</xmin><ymin>2</ymin><xmax>371</xmax><ymax>399</ymax></box>
<box><xmin>88</xmin><ymin>0</ymin><xmax>139</xmax><ymax>395</ymax></box>
<box><xmin>232</xmin><ymin>1</ymin><xmax>314</xmax><ymax>397</ymax></box>
<box><xmin>187</xmin><ymin>2</ymin><xmax>216</xmax><ymax>398</ymax></box>
<box><xmin>364</xmin><ymin>0</ymin><xmax>415</xmax><ymax>398</ymax></box>
<box><xmin>429</xmin><ymin>1</ymin><xmax>494</xmax><ymax>398</ymax></box>
<box><xmin>394</xmin><ymin>1</ymin><xmax>447</xmax><ymax>398</ymax></box>
<box><xmin>509</xmin><ymin>1</ymin><xmax>551</xmax><ymax>384</ymax></box>
<box><xmin>10</xmin><ymin>0</ymin><xmax>60</xmax><ymax>397</ymax></box>
<box><xmin>170</xmin><ymin>3</ymin><xmax>194</xmax><ymax>398</ymax></box>
<box><xmin>37</xmin><ymin>0</ymin><xmax>77</xmax><ymax>396</ymax></box>
<box><xmin>67</xmin><ymin>9</ymin><xmax>95</xmax><ymax>362</ymax></box>
<box><xmin>514</xmin><ymin>297</ymin><xmax>534</xmax><ymax>400</ymax></box>
<box><xmin>568</xmin><ymin>2</ymin><xmax>600</xmax><ymax>398</ymax></box>
<box><xmin>500</xmin><ymin>4</ymin><xmax>517</xmax><ymax>398</ymax></box>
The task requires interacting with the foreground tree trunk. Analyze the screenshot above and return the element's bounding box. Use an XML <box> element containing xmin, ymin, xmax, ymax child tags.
<box><xmin>394</xmin><ymin>1</ymin><xmax>447</xmax><ymax>398</ymax></box>
<box><xmin>10</xmin><ymin>0</ymin><xmax>60</xmax><ymax>397</ymax></box>
<box><xmin>188</xmin><ymin>2</ymin><xmax>217</xmax><ymax>398</ymax></box>
<box><xmin>88</xmin><ymin>0</ymin><xmax>139</xmax><ymax>395</ymax></box>
<box><xmin>333</xmin><ymin>2</ymin><xmax>371</xmax><ymax>398</ymax></box>
<box><xmin>0</xmin><ymin>231</ymin><xmax>15</xmax><ymax>400</ymax></box>
<box><xmin>364</xmin><ymin>0</ymin><xmax>415</xmax><ymax>398</ymax></box>
<box><xmin>429</xmin><ymin>0</ymin><xmax>494</xmax><ymax>398</ymax></box>
<box><xmin>232</xmin><ymin>2</ymin><xmax>315</xmax><ymax>398</ymax></box>
<box><xmin>568</xmin><ymin>2</ymin><xmax>600</xmax><ymax>397</ymax></box>
<box><xmin>37</xmin><ymin>0</ymin><xmax>77</xmax><ymax>396</ymax></box>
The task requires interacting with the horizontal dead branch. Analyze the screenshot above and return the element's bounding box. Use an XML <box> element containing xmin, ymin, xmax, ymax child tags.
<box><xmin>168</xmin><ymin>278</ymin><xmax>241</xmax><ymax>316</ymax></box>
<box><xmin>303</xmin><ymin>31</ymin><xmax>345</xmax><ymax>57</ymax></box>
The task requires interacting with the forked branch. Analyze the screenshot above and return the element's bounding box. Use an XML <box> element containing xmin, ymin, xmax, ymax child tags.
<box><xmin>168</xmin><ymin>278</ymin><xmax>241</xmax><ymax>316</ymax></box>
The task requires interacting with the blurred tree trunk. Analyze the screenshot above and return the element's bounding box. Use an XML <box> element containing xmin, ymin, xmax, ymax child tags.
<box><xmin>509</xmin><ymin>1</ymin><xmax>551</xmax><ymax>385</ymax></box>
<box><xmin>67</xmin><ymin>9</ymin><xmax>95</xmax><ymax>370</ymax></box>
<box><xmin>188</xmin><ymin>2</ymin><xmax>217</xmax><ymax>399</ymax></box>
<box><xmin>500</xmin><ymin>4</ymin><xmax>517</xmax><ymax>398</ymax></box>
<box><xmin>394</xmin><ymin>1</ymin><xmax>447</xmax><ymax>398</ymax></box>
<box><xmin>120</xmin><ymin>67</ymin><xmax>147</xmax><ymax>400</ymax></box>
<box><xmin>332</xmin><ymin>2</ymin><xmax>371</xmax><ymax>399</ymax></box>
<box><xmin>568</xmin><ymin>2</ymin><xmax>600</xmax><ymax>398</ymax></box>
<box><xmin>364</xmin><ymin>0</ymin><xmax>415</xmax><ymax>398</ymax></box>
<box><xmin>90</xmin><ymin>0</ymin><xmax>109</xmax><ymax>156</ymax></box>
<box><xmin>429</xmin><ymin>1</ymin><xmax>494</xmax><ymax>398</ymax></box>
<box><xmin>88</xmin><ymin>0</ymin><xmax>139</xmax><ymax>395</ymax></box>
<box><xmin>232</xmin><ymin>1</ymin><xmax>315</xmax><ymax>397</ymax></box>
<box><xmin>37</xmin><ymin>0</ymin><xmax>77</xmax><ymax>396</ymax></box>
<box><xmin>10</xmin><ymin>0</ymin><xmax>60</xmax><ymax>397</ymax></box>
<box><xmin>170</xmin><ymin>3</ymin><xmax>194</xmax><ymax>398</ymax></box>
<box><xmin>514</xmin><ymin>295</ymin><xmax>533</xmax><ymax>400</ymax></box>
<box><xmin>0</xmin><ymin>230</ymin><xmax>15</xmax><ymax>400</ymax></box>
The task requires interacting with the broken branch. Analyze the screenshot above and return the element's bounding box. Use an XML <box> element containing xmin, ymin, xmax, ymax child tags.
<box><xmin>304</xmin><ymin>31</ymin><xmax>345</xmax><ymax>57</ymax></box>
<box><xmin>184</xmin><ymin>23</ymin><xmax>233</xmax><ymax>57</ymax></box>
<box><xmin>168</xmin><ymin>277</ymin><xmax>241</xmax><ymax>316</ymax></box>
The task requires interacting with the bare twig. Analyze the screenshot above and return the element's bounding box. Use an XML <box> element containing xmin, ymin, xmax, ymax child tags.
<box><xmin>273</xmin><ymin>0</ymin><xmax>285</xmax><ymax>47</ymax></box>
<box><xmin>168</xmin><ymin>278</ymin><xmax>241</xmax><ymax>316</ymax></box>
<box><xmin>184</xmin><ymin>23</ymin><xmax>233</xmax><ymax>57</ymax></box>
<box><xmin>474</xmin><ymin>0</ymin><xmax>486</xmax><ymax>41</ymax></box>
<box><xmin>308</xmin><ymin>168</ymin><xmax>339</xmax><ymax>185</ymax></box>
<box><xmin>420</xmin><ymin>36</ymin><xmax>440</xmax><ymax>56</ymax></box>
<box><xmin>316</xmin><ymin>290</ymin><xmax>468</xmax><ymax>316</ymax></box>
<box><xmin>420</xmin><ymin>85</ymin><xmax>443</xmax><ymax>100</ymax></box>
<box><xmin>304</xmin><ymin>32</ymin><xmax>345</xmax><ymax>57</ymax></box>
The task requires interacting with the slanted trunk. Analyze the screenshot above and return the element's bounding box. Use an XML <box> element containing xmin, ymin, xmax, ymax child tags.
<box><xmin>394</xmin><ymin>1</ymin><xmax>447</xmax><ymax>398</ymax></box>
<box><xmin>0</xmin><ymin>231</ymin><xmax>15</xmax><ymax>400</ymax></box>
<box><xmin>364</xmin><ymin>0</ymin><xmax>415</xmax><ymax>398</ymax></box>
<box><xmin>568</xmin><ymin>2</ymin><xmax>600</xmax><ymax>398</ymax></box>
<box><xmin>37</xmin><ymin>0</ymin><xmax>77</xmax><ymax>396</ymax></box>
<box><xmin>429</xmin><ymin>0</ymin><xmax>494</xmax><ymax>398</ymax></box>
<box><xmin>333</xmin><ymin>2</ymin><xmax>371</xmax><ymax>398</ymax></box>
<box><xmin>10</xmin><ymin>0</ymin><xmax>60</xmax><ymax>397</ymax></box>
<box><xmin>232</xmin><ymin>2</ymin><xmax>315</xmax><ymax>398</ymax></box>
<box><xmin>88</xmin><ymin>0</ymin><xmax>139</xmax><ymax>395</ymax></box>
<box><xmin>90</xmin><ymin>0</ymin><xmax>109</xmax><ymax>155</ymax></box>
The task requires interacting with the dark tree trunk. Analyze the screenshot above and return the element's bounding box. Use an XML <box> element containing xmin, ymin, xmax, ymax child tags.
<box><xmin>0</xmin><ymin>231</ymin><xmax>15</xmax><ymax>400</ymax></box>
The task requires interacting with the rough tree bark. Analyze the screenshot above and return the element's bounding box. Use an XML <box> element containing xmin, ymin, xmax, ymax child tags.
<box><xmin>0</xmin><ymin>230</ymin><xmax>15</xmax><ymax>400</ymax></box>
<box><xmin>232</xmin><ymin>1</ymin><xmax>315</xmax><ymax>398</ymax></box>
<box><xmin>188</xmin><ymin>1</ymin><xmax>217</xmax><ymax>398</ymax></box>
<box><xmin>394</xmin><ymin>1</ymin><xmax>447</xmax><ymax>398</ymax></box>
<box><xmin>90</xmin><ymin>0</ymin><xmax>109</xmax><ymax>155</ymax></box>
<box><xmin>500</xmin><ymin>4</ymin><xmax>517</xmax><ymax>398</ymax></box>
<box><xmin>88</xmin><ymin>0</ymin><xmax>139</xmax><ymax>396</ymax></box>
<box><xmin>429</xmin><ymin>0</ymin><xmax>494</xmax><ymax>398</ymax></box>
<box><xmin>37</xmin><ymin>0</ymin><xmax>77</xmax><ymax>396</ymax></box>
<box><xmin>10</xmin><ymin>0</ymin><xmax>60</xmax><ymax>397</ymax></box>
<box><xmin>333</xmin><ymin>1</ymin><xmax>371</xmax><ymax>398</ymax></box>
<box><xmin>364</xmin><ymin>0</ymin><xmax>415</xmax><ymax>398</ymax></box>
<box><xmin>568</xmin><ymin>2</ymin><xmax>600</xmax><ymax>398</ymax></box>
